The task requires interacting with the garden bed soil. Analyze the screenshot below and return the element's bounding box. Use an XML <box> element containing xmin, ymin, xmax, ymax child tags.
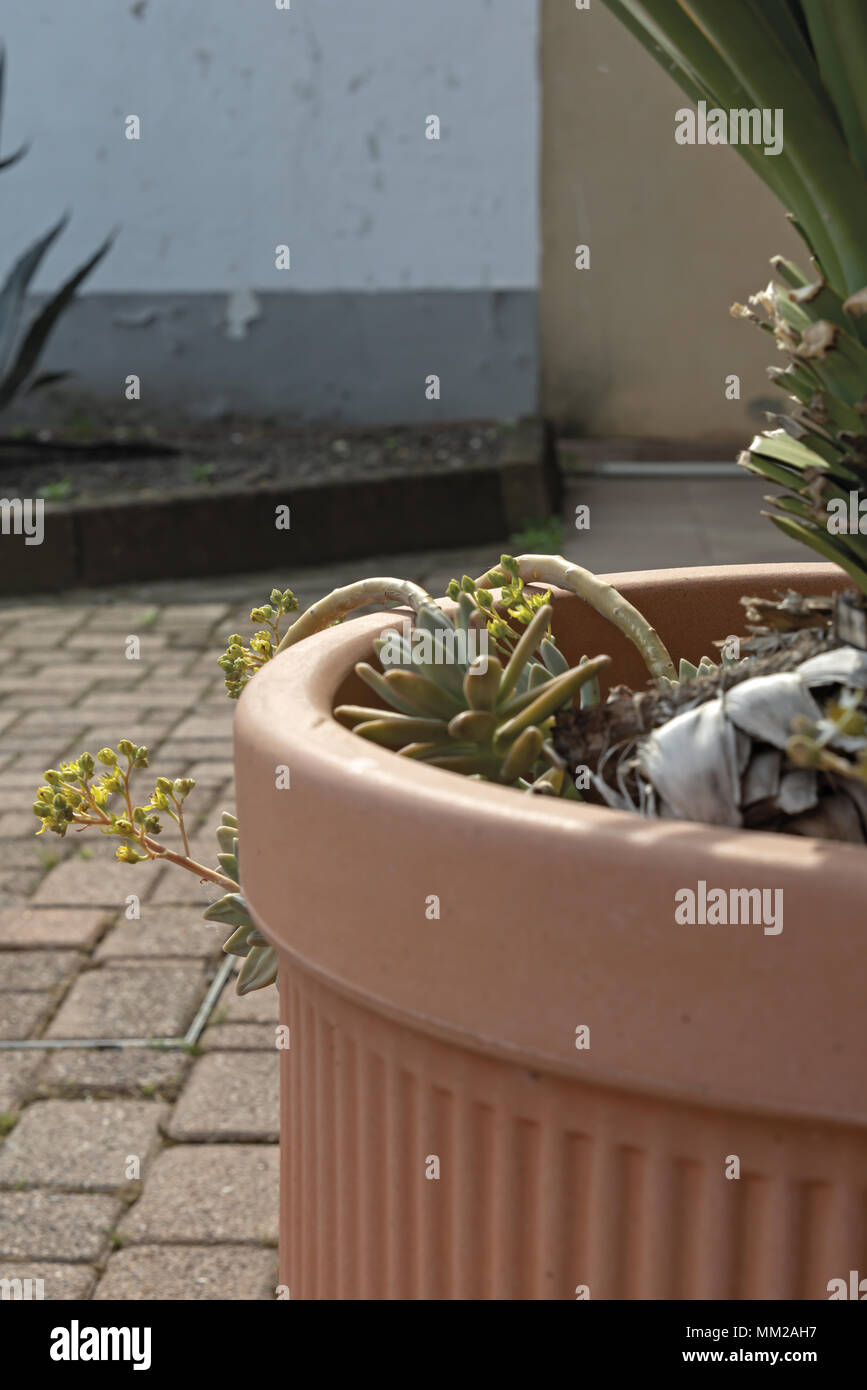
<box><xmin>0</xmin><ymin>417</ymin><xmax>558</xmax><ymax>595</ymax></box>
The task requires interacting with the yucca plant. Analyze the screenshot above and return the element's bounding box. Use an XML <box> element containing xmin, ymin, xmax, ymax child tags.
<box><xmin>0</xmin><ymin>46</ymin><xmax>113</xmax><ymax>412</ymax></box>
<box><xmin>603</xmin><ymin>1</ymin><xmax>867</xmax><ymax>592</ymax></box>
<box><xmin>582</xmin><ymin>1</ymin><xmax>867</xmax><ymax>840</ymax></box>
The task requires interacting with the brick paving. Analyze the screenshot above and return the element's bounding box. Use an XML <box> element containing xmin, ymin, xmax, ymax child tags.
<box><xmin>0</xmin><ymin>495</ymin><xmax>789</xmax><ymax>1300</ymax></box>
<box><xmin>0</xmin><ymin>543</ymin><xmax>498</xmax><ymax>1301</ymax></box>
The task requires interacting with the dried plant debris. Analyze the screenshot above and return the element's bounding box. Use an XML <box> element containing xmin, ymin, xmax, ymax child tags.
<box><xmin>556</xmin><ymin>634</ymin><xmax>867</xmax><ymax>842</ymax></box>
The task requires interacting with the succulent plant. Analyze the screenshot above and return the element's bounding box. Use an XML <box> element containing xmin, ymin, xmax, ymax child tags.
<box><xmin>203</xmin><ymin>814</ymin><xmax>277</xmax><ymax>995</ymax></box>
<box><xmin>219</xmin><ymin>588</ymin><xmax>299</xmax><ymax>699</ymax></box>
<box><xmin>335</xmin><ymin>593</ymin><xmax>610</xmax><ymax>791</ymax></box>
<box><xmin>32</xmin><ymin>745</ymin><xmax>274</xmax><ymax>992</ymax></box>
<box><xmin>33</xmin><ymin>558</ymin><xmax>679</xmax><ymax>987</ymax></box>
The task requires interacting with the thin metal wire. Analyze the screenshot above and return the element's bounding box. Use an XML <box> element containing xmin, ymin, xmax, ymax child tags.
<box><xmin>0</xmin><ymin>954</ymin><xmax>236</xmax><ymax>1051</ymax></box>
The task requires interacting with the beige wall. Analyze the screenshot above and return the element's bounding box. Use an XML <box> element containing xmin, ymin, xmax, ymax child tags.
<box><xmin>540</xmin><ymin>1</ymin><xmax>804</xmax><ymax>444</ymax></box>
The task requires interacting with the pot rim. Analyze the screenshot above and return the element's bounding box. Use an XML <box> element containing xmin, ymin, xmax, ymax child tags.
<box><xmin>235</xmin><ymin>562</ymin><xmax>867</xmax><ymax>1127</ymax></box>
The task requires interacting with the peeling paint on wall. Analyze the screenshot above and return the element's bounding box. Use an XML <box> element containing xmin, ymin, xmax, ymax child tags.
<box><xmin>223</xmin><ymin>288</ymin><xmax>262</xmax><ymax>340</ymax></box>
<box><xmin>3</xmin><ymin>0</ymin><xmax>537</xmax><ymax>295</ymax></box>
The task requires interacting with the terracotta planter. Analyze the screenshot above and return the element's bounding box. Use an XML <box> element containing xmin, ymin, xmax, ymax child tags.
<box><xmin>234</xmin><ymin>562</ymin><xmax>867</xmax><ymax>1300</ymax></box>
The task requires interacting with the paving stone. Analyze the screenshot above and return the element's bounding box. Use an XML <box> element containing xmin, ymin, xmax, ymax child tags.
<box><xmin>0</xmin><ymin>950</ymin><xmax>84</xmax><ymax>992</ymax></box>
<box><xmin>93</xmin><ymin>1244</ymin><xmax>277</xmax><ymax>1300</ymax></box>
<box><xmin>0</xmin><ymin>1052</ymin><xmax>44</xmax><ymax>1110</ymax></box>
<box><xmin>73</xmin><ymin>604</ymin><xmax>165</xmax><ymax>631</ymax></box>
<box><xmin>118</xmin><ymin>1145</ymin><xmax>278</xmax><ymax>1245</ymax></box>
<box><xmin>158</xmin><ymin>740</ymin><xmax>233</xmax><ymax>764</ymax></box>
<box><xmin>46</xmin><ymin>963</ymin><xmax>208</xmax><ymax>1039</ymax></box>
<box><xmin>0</xmin><ymin>1262</ymin><xmax>97</xmax><ymax>1300</ymax></box>
<box><xmin>0</xmin><ymin>1190</ymin><xmax>121</xmax><ymax>1260</ymax></box>
<box><xmin>171</xmin><ymin>715</ymin><xmax>233</xmax><ymax>740</ymax></box>
<box><xmin>185</xmin><ymin>761</ymin><xmax>235</xmax><ymax>785</ymax></box>
<box><xmin>73</xmin><ymin>696</ymin><xmax>152</xmax><ymax>719</ymax></box>
<box><xmin>78</xmin><ymin>724</ymin><xmax>175</xmax><ymax>753</ymax></box>
<box><xmin>201</xmin><ymin>1023</ymin><xmax>278</xmax><ymax>1051</ymax></box>
<box><xmin>167</xmin><ymin>1053</ymin><xmax>278</xmax><ymax>1142</ymax></box>
<box><xmin>0</xmin><ymin>867</ymin><xmax>43</xmax><ymax>900</ymax></box>
<box><xmin>148</xmin><ymin>865</ymin><xmax>223</xmax><ymax>907</ymax></box>
<box><xmin>0</xmin><ymin>992</ymin><xmax>54</xmax><ymax>1039</ymax></box>
<box><xmin>95</xmin><ymin>907</ymin><xmax>224</xmax><ymax>962</ymax></box>
<box><xmin>0</xmin><ymin>908</ymin><xmax>111</xmax><ymax>950</ymax></box>
<box><xmin>158</xmin><ymin>603</ymin><xmax>229</xmax><ymax>628</ymax></box>
<box><xmin>0</xmin><ymin>1099</ymin><xmax>167</xmax><ymax>1192</ymax></box>
<box><xmin>32</xmin><ymin>856</ymin><xmax>161</xmax><ymax>908</ymax></box>
<box><xmin>220</xmin><ymin>981</ymin><xmax>280</xmax><ymax>1024</ymax></box>
<box><xmin>137</xmin><ymin>683</ymin><xmax>212</xmax><ymax>708</ymax></box>
<box><xmin>38</xmin><ymin>1048</ymin><xmax>192</xmax><ymax>1099</ymax></box>
<box><xmin>37</xmin><ymin>663</ymin><xmax>145</xmax><ymax>683</ymax></box>
<box><xmin>3</xmin><ymin>838</ymin><xmax>66</xmax><ymax>869</ymax></box>
<box><xmin>0</xmin><ymin>811</ymin><xmax>44</xmax><ymax>838</ymax></box>
<box><xmin>2</xmin><ymin>773</ymin><xmax>67</xmax><ymax>798</ymax></box>
<box><xmin>64</xmin><ymin>631</ymin><xmax>173</xmax><ymax>652</ymax></box>
<box><xmin>14</xmin><ymin>712</ymin><xmax>91</xmax><ymax>736</ymax></box>
<box><xmin>0</xmin><ymin>682</ymin><xmax>72</xmax><ymax>703</ymax></box>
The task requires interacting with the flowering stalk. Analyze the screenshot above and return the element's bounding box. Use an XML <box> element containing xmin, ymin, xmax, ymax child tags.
<box><xmin>473</xmin><ymin>554</ymin><xmax>676</xmax><ymax>682</ymax></box>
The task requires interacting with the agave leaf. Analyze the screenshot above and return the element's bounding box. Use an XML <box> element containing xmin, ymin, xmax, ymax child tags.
<box><xmin>0</xmin><ymin>214</ymin><xmax>69</xmax><ymax>376</ymax></box>
<box><xmin>25</xmin><ymin>369</ymin><xmax>71</xmax><ymax>394</ymax></box>
<box><xmin>0</xmin><ymin>135</ymin><xmax>28</xmax><ymax>172</ymax></box>
<box><xmin>0</xmin><ymin>230</ymin><xmax>115</xmax><ymax>409</ymax></box>
<box><xmin>236</xmin><ymin>945</ymin><xmax>278</xmax><ymax>995</ymax></box>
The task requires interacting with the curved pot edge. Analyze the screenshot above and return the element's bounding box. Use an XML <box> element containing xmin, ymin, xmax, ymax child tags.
<box><xmin>235</xmin><ymin>561</ymin><xmax>866</xmax><ymax>1127</ymax></box>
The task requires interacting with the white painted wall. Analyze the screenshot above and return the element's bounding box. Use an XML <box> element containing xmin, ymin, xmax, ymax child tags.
<box><xmin>1</xmin><ymin>0</ymin><xmax>539</xmax><ymax>293</ymax></box>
